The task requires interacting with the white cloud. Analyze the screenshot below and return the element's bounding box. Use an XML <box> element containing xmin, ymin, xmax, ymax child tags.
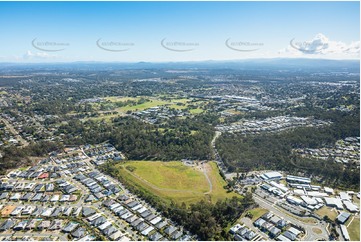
<box><xmin>279</xmin><ymin>33</ymin><xmax>360</xmax><ymax>58</ymax></box>
<box><xmin>23</xmin><ymin>50</ymin><xmax>58</xmax><ymax>60</ymax></box>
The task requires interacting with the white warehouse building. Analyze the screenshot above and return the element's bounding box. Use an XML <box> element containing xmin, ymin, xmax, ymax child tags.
<box><xmin>260</xmin><ymin>171</ymin><xmax>283</xmax><ymax>181</ymax></box>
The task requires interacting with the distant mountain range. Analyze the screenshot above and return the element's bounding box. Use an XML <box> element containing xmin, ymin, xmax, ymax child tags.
<box><xmin>0</xmin><ymin>58</ymin><xmax>359</xmax><ymax>72</ymax></box>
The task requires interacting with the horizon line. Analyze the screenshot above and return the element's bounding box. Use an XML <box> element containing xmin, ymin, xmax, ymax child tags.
<box><xmin>0</xmin><ymin>57</ymin><xmax>360</xmax><ymax>65</ymax></box>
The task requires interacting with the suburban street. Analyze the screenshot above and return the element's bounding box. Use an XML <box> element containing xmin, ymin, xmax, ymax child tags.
<box><xmin>253</xmin><ymin>193</ymin><xmax>329</xmax><ymax>241</ymax></box>
<box><xmin>0</xmin><ymin>118</ymin><xmax>29</xmax><ymax>147</ymax></box>
<box><xmin>0</xmin><ymin>232</ymin><xmax>67</xmax><ymax>241</ymax></box>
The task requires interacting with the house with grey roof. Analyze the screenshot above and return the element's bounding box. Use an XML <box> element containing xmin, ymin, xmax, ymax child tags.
<box><xmin>145</xmin><ymin>214</ymin><xmax>157</xmax><ymax>222</ymax></box>
<box><xmin>0</xmin><ymin>219</ymin><xmax>15</xmax><ymax>231</ymax></box>
<box><xmin>63</xmin><ymin>207</ymin><xmax>73</xmax><ymax>216</ymax></box>
<box><xmin>103</xmin><ymin>226</ymin><xmax>117</xmax><ymax>237</ymax></box>
<box><xmin>244</xmin><ymin>230</ymin><xmax>256</xmax><ymax>240</ymax></box>
<box><xmin>62</xmin><ymin>222</ymin><xmax>79</xmax><ymax>233</ymax></box>
<box><xmin>90</xmin><ymin>216</ymin><xmax>107</xmax><ymax>227</ymax></box>
<box><xmin>283</xmin><ymin>231</ymin><xmax>297</xmax><ymax>241</ymax></box>
<box><xmin>270</xmin><ymin>226</ymin><xmax>281</xmax><ymax>237</ymax></box>
<box><xmin>164</xmin><ymin>225</ymin><xmax>177</xmax><ymax>236</ymax></box>
<box><xmin>254</xmin><ymin>218</ymin><xmax>266</xmax><ymax>227</ymax></box>
<box><xmin>49</xmin><ymin>220</ymin><xmax>63</xmax><ymax>230</ymax></box>
<box><xmin>126</xmin><ymin>201</ymin><xmax>139</xmax><ymax>208</ymax></box>
<box><xmin>98</xmin><ymin>221</ymin><xmax>112</xmax><ymax>231</ymax></box>
<box><xmin>262</xmin><ymin>212</ymin><xmax>273</xmax><ymax>221</ymax></box>
<box><xmin>277</xmin><ymin>234</ymin><xmax>291</xmax><ymax>241</ymax></box>
<box><xmin>337</xmin><ymin>212</ymin><xmax>351</xmax><ymax>224</ymax></box>
<box><xmin>0</xmin><ymin>192</ymin><xmax>9</xmax><ymax>200</ymax></box>
<box><xmin>82</xmin><ymin>207</ymin><xmax>96</xmax><ymax>217</ymax></box>
<box><xmin>277</xmin><ymin>219</ymin><xmax>288</xmax><ymax>229</ymax></box>
<box><xmin>117</xmin><ymin>209</ymin><xmax>128</xmax><ymax>216</ymax></box>
<box><xmin>51</xmin><ymin>207</ymin><xmax>63</xmax><ymax>217</ymax></box>
<box><xmin>155</xmin><ymin>220</ymin><xmax>167</xmax><ymax>229</ymax></box>
<box><xmin>31</xmin><ymin>193</ymin><xmax>42</xmax><ymax>201</ymax></box>
<box><xmin>109</xmin><ymin>231</ymin><xmax>123</xmax><ymax>241</ymax></box>
<box><xmin>131</xmin><ymin>218</ymin><xmax>143</xmax><ymax>227</ymax></box>
<box><xmin>25</xmin><ymin>219</ymin><xmax>38</xmax><ymax>230</ymax></box>
<box><xmin>136</xmin><ymin>222</ymin><xmax>148</xmax><ymax>232</ymax></box>
<box><xmin>14</xmin><ymin>220</ymin><xmax>28</xmax><ymax>231</ymax></box>
<box><xmin>149</xmin><ymin>232</ymin><xmax>163</xmax><ymax>241</ymax></box>
<box><xmin>126</xmin><ymin>215</ymin><xmax>138</xmax><ymax>223</ymax></box>
<box><xmin>38</xmin><ymin>220</ymin><xmax>51</xmax><ymax>230</ymax></box>
<box><xmin>171</xmin><ymin>230</ymin><xmax>183</xmax><ymax>240</ymax></box>
<box><xmin>71</xmin><ymin>227</ymin><xmax>87</xmax><ymax>238</ymax></box>
<box><xmin>140</xmin><ymin>210</ymin><xmax>152</xmax><ymax>218</ymax></box>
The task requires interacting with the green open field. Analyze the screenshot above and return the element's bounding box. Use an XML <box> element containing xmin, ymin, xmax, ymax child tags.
<box><xmin>347</xmin><ymin>216</ymin><xmax>360</xmax><ymax>241</ymax></box>
<box><xmin>168</xmin><ymin>104</ymin><xmax>188</xmax><ymax>110</ymax></box>
<box><xmin>169</xmin><ymin>98</ymin><xmax>190</xmax><ymax>104</ymax></box>
<box><xmin>117</xmin><ymin>100</ymin><xmax>169</xmax><ymax>112</ymax></box>
<box><xmin>246</xmin><ymin>207</ymin><xmax>268</xmax><ymax>221</ymax></box>
<box><xmin>106</xmin><ymin>96</ymin><xmax>207</xmax><ymax>113</ymax></box>
<box><xmin>114</xmin><ymin>161</ymin><xmax>239</xmax><ymax>205</ymax></box>
<box><xmin>315</xmin><ymin>206</ymin><xmax>338</xmax><ymax>221</ymax></box>
<box><xmin>84</xmin><ymin>96</ymin><xmax>208</xmax><ymax>122</ymax></box>
<box><xmin>104</xmin><ymin>96</ymin><xmax>194</xmax><ymax>112</ymax></box>
<box><xmin>189</xmin><ymin>108</ymin><xmax>204</xmax><ymax>114</ymax></box>
<box><xmin>104</xmin><ymin>96</ymin><xmax>139</xmax><ymax>102</ymax></box>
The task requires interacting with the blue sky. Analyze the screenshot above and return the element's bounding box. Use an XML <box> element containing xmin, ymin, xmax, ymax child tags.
<box><xmin>0</xmin><ymin>1</ymin><xmax>359</xmax><ymax>62</ymax></box>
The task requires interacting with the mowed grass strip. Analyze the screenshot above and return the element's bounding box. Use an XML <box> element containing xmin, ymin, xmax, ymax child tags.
<box><xmin>347</xmin><ymin>216</ymin><xmax>360</xmax><ymax>241</ymax></box>
<box><xmin>115</xmin><ymin>161</ymin><xmax>239</xmax><ymax>204</ymax></box>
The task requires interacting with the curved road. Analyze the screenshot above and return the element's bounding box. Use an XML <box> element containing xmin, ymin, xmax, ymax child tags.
<box><xmin>253</xmin><ymin>194</ymin><xmax>329</xmax><ymax>241</ymax></box>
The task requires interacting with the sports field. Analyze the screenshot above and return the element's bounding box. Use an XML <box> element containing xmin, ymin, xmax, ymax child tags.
<box><xmin>114</xmin><ymin>161</ymin><xmax>239</xmax><ymax>205</ymax></box>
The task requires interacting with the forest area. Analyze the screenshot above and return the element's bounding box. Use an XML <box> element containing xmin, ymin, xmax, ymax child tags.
<box><xmin>216</xmin><ymin>108</ymin><xmax>360</xmax><ymax>190</ymax></box>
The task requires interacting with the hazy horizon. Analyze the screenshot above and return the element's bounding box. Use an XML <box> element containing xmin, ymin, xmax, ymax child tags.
<box><xmin>0</xmin><ymin>1</ymin><xmax>359</xmax><ymax>63</ymax></box>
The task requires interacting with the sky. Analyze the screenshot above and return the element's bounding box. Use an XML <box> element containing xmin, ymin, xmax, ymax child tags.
<box><xmin>0</xmin><ymin>1</ymin><xmax>359</xmax><ymax>62</ymax></box>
